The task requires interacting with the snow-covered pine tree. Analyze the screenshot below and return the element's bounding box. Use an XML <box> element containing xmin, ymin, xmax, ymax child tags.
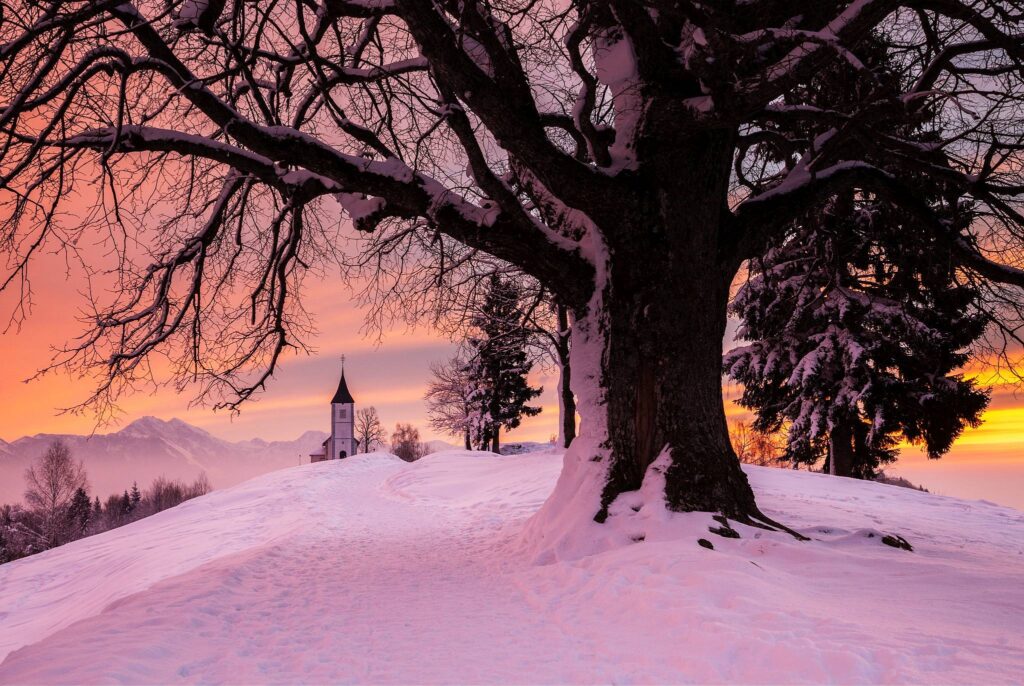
<box><xmin>726</xmin><ymin>35</ymin><xmax>990</xmax><ymax>479</ymax></box>
<box><xmin>465</xmin><ymin>276</ymin><xmax>542</xmax><ymax>453</ymax></box>
<box><xmin>725</xmin><ymin>189</ymin><xmax>990</xmax><ymax>477</ymax></box>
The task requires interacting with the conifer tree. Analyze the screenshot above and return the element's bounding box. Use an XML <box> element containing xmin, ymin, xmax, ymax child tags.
<box><xmin>725</xmin><ymin>36</ymin><xmax>990</xmax><ymax>479</ymax></box>
<box><xmin>130</xmin><ymin>482</ymin><xmax>142</xmax><ymax>511</ymax></box>
<box><xmin>726</xmin><ymin>192</ymin><xmax>990</xmax><ymax>478</ymax></box>
<box><xmin>66</xmin><ymin>487</ymin><xmax>92</xmax><ymax>539</ymax></box>
<box><xmin>465</xmin><ymin>276</ymin><xmax>542</xmax><ymax>453</ymax></box>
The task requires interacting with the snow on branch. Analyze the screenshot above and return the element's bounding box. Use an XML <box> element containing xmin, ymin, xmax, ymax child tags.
<box><xmin>737</xmin><ymin>0</ymin><xmax>893</xmax><ymax>104</ymax></box>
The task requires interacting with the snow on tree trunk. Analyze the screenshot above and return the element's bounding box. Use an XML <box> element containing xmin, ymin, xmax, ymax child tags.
<box><xmin>519</xmin><ymin>286</ymin><xmax>614</xmax><ymax>563</ymax></box>
<box><xmin>520</xmin><ymin>231</ymin><xmax>762</xmax><ymax>562</ymax></box>
<box><xmin>554</xmin><ymin>349</ymin><xmax>577</xmax><ymax>451</ymax></box>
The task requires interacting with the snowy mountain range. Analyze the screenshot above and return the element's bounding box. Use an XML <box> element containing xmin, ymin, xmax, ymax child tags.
<box><xmin>0</xmin><ymin>417</ymin><xmax>326</xmax><ymax>505</ymax></box>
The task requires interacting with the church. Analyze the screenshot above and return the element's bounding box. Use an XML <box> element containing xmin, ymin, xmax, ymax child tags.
<box><xmin>309</xmin><ymin>361</ymin><xmax>357</xmax><ymax>463</ymax></box>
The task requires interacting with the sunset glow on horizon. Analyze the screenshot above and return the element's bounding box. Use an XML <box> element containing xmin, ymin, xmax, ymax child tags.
<box><xmin>3</xmin><ymin>241</ymin><xmax>1023</xmax><ymax>510</ymax></box>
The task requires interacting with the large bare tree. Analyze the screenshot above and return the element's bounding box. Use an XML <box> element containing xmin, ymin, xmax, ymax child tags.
<box><xmin>3</xmin><ymin>1</ymin><xmax>1024</xmax><ymax>552</ymax></box>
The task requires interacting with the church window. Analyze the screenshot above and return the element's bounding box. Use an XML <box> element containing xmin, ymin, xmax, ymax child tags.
<box><xmin>338</xmin><ymin>407</ymin><xmax>348</xmax><ymax>420</ymax></box>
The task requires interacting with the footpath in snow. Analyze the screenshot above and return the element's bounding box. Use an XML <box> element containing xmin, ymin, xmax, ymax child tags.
<box><xmin>0</xmin><ymin>449</ymin><xmax>1022</xmax><ymax>684</ymax></box>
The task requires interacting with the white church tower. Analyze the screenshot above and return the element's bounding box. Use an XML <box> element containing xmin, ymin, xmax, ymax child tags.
<box><xmin>328</xmin><ymin>358</ymin><xmax>357</xmax><ymax>459</ymax></box>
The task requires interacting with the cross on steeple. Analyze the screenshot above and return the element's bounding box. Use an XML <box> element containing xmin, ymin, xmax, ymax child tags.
<box><xmin>340</xmin><ymin>354</ymin><xmax>346</xmax><ymax>373</ymax></box>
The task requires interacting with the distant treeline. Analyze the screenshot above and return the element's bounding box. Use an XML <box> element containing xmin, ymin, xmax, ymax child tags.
<box><xmin>0</xmin><ymin>441</ymin><xmax>210</xmax><ymax>565</ymax></box>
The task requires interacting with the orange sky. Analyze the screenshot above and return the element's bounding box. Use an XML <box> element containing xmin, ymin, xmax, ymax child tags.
<box><xmin>0</xmin><ymin>245</ymin><xmax>560</xmax><ymax>446</ymax></box>
<box><xmin>2</xmin><ymin>240</ymin><xmax>1023</xmax><ymax>509</ymax></box>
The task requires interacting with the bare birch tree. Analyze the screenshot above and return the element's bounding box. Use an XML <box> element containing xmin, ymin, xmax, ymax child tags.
<box><xmin>23</xmin><ymin>441</ymin><xmax>89</xmax><ymax>549</ymax></box>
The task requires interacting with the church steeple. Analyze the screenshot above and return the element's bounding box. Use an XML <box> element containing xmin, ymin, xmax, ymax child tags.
<box><xmin>328</xmin><ymin>355</ymin><xmax>357</xmax><ymax>459</ymax></box>
<box><xmin>331</xmin><ymin>367</ymin><xmax>355</xmax><ymax>404</ymax></box>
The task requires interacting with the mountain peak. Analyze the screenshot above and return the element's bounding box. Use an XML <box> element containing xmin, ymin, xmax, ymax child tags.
<box><xmin>119</xmin><ymin>416</ymin><xmax>212</xmax><ymax>440</ymax></box>
<box><xmin>123</xmin><ymin>415</ymin><xmax>163</xmax><ymax>427</ymax></box>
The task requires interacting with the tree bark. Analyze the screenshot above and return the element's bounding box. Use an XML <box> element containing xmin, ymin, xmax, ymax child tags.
<box><xmin>828</xmin><ymin>421</ymin><xmax>855</xmax><ymax>478</ymax></box>
<box><xmin>593</xmin><ymin>257</ymin><xmax>759</xmax><ymax>522</ymax></box>
<box><xmin>491</xmin><ymin>431</ymin><xmax>500</xmax><ymax>454</ymax></box>
<box><xmin>521</xmin><ymin>132</ymin><xmax>798</xmax><ymax>561</ymax></box>
<box><xmin>556</xmin><ymin>303</ymin><xmax>576</xmax><ymax>449</ymax></box>
<box><xmin>521</xmin><ymin>258</ymin><xmax>779</xmax><ymax>561</ymax></box>
<box><xmin>591</xmin><ymin>129</ymin><xmax>763</xmax><ymax>523</ymax></box>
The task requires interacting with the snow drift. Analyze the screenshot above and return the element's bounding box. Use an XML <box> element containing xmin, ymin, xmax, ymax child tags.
<box><xmin>0</xmin><ymin>449</ymin><xmax>1021</xmax><ymax>684</ymax></box>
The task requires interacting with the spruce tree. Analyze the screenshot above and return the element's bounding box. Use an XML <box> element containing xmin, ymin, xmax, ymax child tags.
<box><xmin>725</xmin><ymin>192</ymin><xmax>989</xmax><ymax>477</ymax></box>
<box><xmin>725</xmin><ymin>36</ymin><xmax>989</xmax><ymax>478</ymax></box>
<box><xmin>66</xmin><ymin>487</ymin><xmax>92</xmax><ymax>539</ymax></box>
<box><xmin>465</xmin><ymin>275</ymin><xmax>542</xmax><ymax>453</ymax></box>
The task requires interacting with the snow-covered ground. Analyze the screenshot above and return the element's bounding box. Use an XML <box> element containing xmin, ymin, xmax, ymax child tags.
<box><xmin>1</xmin><ymin>449</ymin><xmax>1021</xmax><ymax>684</ymax></box>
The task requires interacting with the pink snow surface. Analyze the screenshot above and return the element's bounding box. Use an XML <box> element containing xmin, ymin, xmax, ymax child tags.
<box><xmin>0</xmin><ymin>450</ymin><xmax>1021</xmax><ymax>684</ymax></box>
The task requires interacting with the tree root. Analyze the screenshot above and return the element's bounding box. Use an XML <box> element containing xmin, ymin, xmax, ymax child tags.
<box><xmin>735</xmin><ymin>507</ymin><xmax>810</xmax><ymax>541</ymax></box>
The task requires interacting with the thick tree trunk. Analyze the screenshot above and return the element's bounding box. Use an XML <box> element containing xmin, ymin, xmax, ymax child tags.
<box><xmin>464</xmin><ymin>431</ymin><xmax>471</xmax><ymax>451</ymax></box>
<box><xmin>828</xmin><ymin>421</ymin><xmax>855</xmax><ymax>478</ymax></box>
<box><xmin>556</xmin><ymin>303</ymin><xmax>576</xmax><ymax>449</ymax></box>
<box><xmin>595</xmin><ymin>260</ymin><xmax>758</xmax><ymax>522</ymax></box>
<box><xmin>519</xmin><ymin>132</ymin><xmax>795</xmax><ymax>562</ymax></box>
<box><xmin>491</xmin><ymin>431</ymin><xmax>500</xmax><ymax>454</ymax></box>
<box><xmin>520</xmin><ymin>265</ymin><xmax>773</xmax><ymax>561</ymax></box>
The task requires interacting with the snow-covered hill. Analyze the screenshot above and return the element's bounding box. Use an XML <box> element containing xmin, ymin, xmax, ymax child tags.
<box><xmin>0</xmin><ymin>417</ymin><xmax>326</xmax><ymax>504</ymax></box>
<box><xmin>0</xmin><ymin>449</ymin><xmax>1021</xmax><ymax>684</ymax></box>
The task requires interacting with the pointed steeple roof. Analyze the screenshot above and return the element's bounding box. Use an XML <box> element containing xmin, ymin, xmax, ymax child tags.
<box><xmin>331</xmin><ymin>368</ymin><xmax>355</xmax><ymax>404</ymax></box>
